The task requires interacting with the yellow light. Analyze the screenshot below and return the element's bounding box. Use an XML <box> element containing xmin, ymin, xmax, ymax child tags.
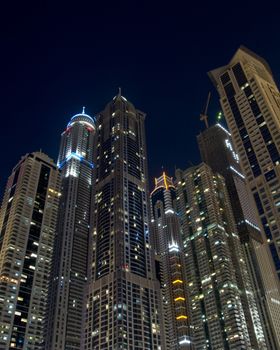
<box><xmin>174</xmin><ymin>297</ymin><xmax>185</xmax><ymax>302</ymax></box>
<box><xmin>172</xmin><ymin>279</ymin><xmax>183</xmax><ymax>284</ymax></box>
<box><xmin>176</xmin><ymin>315</ymin><xmax>188</xmax><ymax>320</ymax></box>
<box><xmin>163</xmin><ymin>172</ymin><xmax>168</xmax><ymax>189</ymax></box>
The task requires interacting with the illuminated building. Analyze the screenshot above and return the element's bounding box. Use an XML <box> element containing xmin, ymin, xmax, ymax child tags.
<box><xmin>198</xmin><ymin>123</ymin><xmax>280</xmax><ymax>348</ymax></box>
<box><xmin>151</xmin><ymin>172</ymin><xmax>192</xmax><ymax>349</ymax></box>
<box><xmin>46</xmin><ymin>109</ymin><xmax>95</xmax><ymax>350</ymax></box>
<box><xmin>209</xmin><ymin>46</ymin><xmax>280</xmax><ymax>347</ymax></box>
<box><xmin>0</xmin><ymin>152</ymin><xmax>61</xmax><ymax>349</ymax></box>
<box><xmin>83</xmin><ymin>91</ymin><xmax>164</xmax><ymax>349</ymax></box>
<box><xmin>176</xmin><ymin>163</ymin><xmax>256</xmax><ymax>349</ymax></box>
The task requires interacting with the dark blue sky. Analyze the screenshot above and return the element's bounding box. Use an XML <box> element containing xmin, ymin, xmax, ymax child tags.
<box><xmin>1</xmin><ymin>2</ymin><xmax>280</xmax><ymax>194</ymax></box>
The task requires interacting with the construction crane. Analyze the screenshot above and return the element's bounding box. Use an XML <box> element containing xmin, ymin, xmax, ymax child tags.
<box><xmin>200</xmin><ymin>92</ymin><xmax>211</xmax><ymax>129</ymax></box>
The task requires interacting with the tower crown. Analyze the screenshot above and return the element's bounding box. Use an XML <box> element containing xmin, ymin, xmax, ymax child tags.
<box><xmin>152</xmin><ymin>172</ymin><xmax>175</xmax><ymax>194</ymax></box>
<box><xmin>208</xmin><ymin>45</ymin><xmax>274</xmax><ymax>87</ymax></box>
<box><xmin>103</xmin><ymin>88</ymin><xmax>138</xmax><ymax>114</ymax></box>
<box><xmin>67</xmin><ymin>107</ymin><xmax>96</xmax><ymax>129</ymax></box>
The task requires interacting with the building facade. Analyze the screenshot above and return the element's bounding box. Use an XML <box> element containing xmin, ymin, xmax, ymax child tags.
<box><xmin>46</xmin><ymin>109</ymin><xmax>95</xmax><ymax>349</ymax></box>
<box><xmin>151</xmin><ymin>172</ymin><xmax>192</xmax><ymax>349</ymax></box>
<box><xmin>83</xmin><ymin>92</ymin><xmax>164</xmax><ymax>349</ymax></box>
<box><xmin>208</xmin><ymin>46</ymin><xmax>280</xmax><ymax>277</ymax></box>
<box><xmin>176</xmin><ymin>163</ymin><xmax>265</xmax><ymax>350</ymax></box>
<box><xmin>198</xmin><ymin>123</ymin><xmax>280</xmax><ymax>348</ymax></box>
<box><xmin>209</xmin><ymin>46</ymin><xmax>280</xmax><ymax>345</ymax></box>
<box><xmin>0</xmin><ymin>152</ymin><xmax>61</xmax><ymax>349</ymax></box>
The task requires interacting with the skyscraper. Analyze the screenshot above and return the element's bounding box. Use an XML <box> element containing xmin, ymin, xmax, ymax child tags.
<box><xmin>83</xmin><ymin>91</ymin><xmax>164</xmax><ymax>349</ymax></box>
<box><xmin>198</xmin><ymin>123</ymin><xmax>280</xmax><ymax>348</ymax></box>
<box><xmin>176</xmin><ymin>163</ymin><xmax>265</xmax><ymax>350</ymax></box>
<box><xmin>209</xmin><ymin>46</ymin><xmax>280</xmax><ymax>278</ymax></box>
<box><xmin>0</xmin><ymin>152</ymin><xmax>61</xmax><ymax>349</ymax></box>
<box><xmin>46</xmin><ymin>109</ymin><xmax>95</xmax><ymax>349</ymax></box>
<box><xmin>209</xmin><ymin>46</ymin><xmax>280</xmax><ymax>345</ymax></box>
<box><xmin>151</xmin><ymin>172</ymin><xmax>191</xmax><ymax>349</ymax></box>
<box><xmin>197</xmin><ymin>123</ymin><xmax>259</xmax><ymax>242</ymax></box>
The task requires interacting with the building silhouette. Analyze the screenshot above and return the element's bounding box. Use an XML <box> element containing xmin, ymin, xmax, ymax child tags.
<box><xmin>83</xmin><ymin>92</ymin><xmax>164</xmax><ymax>349</ymax></box>
<box><xmin>209</xmin><ymin>46</ymin><xmax>280</xmax><ymax>347</ymax></box>
<box><xmin>198</xmin><ymin>123</ymin><xmax>280</xmax><ymax>348</ymax></box>
<box><xmin>151</xmin><ymin>172</ymin><xmax>192</xmax><ymax>349</ymax></box>
<box><xmin>176</xmin><ymin>163</ymin><xmax>266</xmax><ymax>349</ymax></box>
<box><xmin>0</xmin><ymin>152</ymin><xmax>61</xmax><ymax>349</ymax></box>
<box><xmin>46</xmin><ymin>109</ymin><xmax>95</xmax><ymax>349</ymax></box>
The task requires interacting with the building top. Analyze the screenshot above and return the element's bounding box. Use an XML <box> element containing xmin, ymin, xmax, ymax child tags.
<box><xmin>112</xmin><ymin>87</ymin><xmax>132</xmax><ymax>105</ymax></box>
<box><xmin>238</xmin><ymin>45</ymin><xmax>272</xmax><ymax>74</ymax></box>
<box><xmin>102</xmin><ymin>88</ymin><xmax>145</xmax><ymax>118</ymax></box>
<box><xmin>199</xmin><ymin>122</ymin><xmax>231</xmax><ymax>137</ymax></box>
<box><xmin>208</xmin><ymin>45</ymin><xmax>274</xmax><ymax>87</ymax></box>
<box><xmin>13</xmin><ymin>151</ymin><xmax>57</xmax><ymax>172</ymax></box>
<box><xmin>151</xmin><ymin>172</ymin><xmax>175</xmax><ymax>195</ymax></box>
<box><xmin>176</xmin><ymin>162</ymin><xmax>225</xmax><ymax>179</ymax></box>
<box><xmin>67</xmin><ymin>107</ymin><xmax>96</xmax><ymax>129</ymax></box>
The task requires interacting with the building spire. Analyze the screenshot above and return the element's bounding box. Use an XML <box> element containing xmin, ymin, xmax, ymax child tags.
<box><xmin>82</xmin><ymin>106</ymin><xmax>86</xmax><ymax>114</ymax></box>
<box><xmin>118</xmin><ymin>87</ymin><xmax>122</xmax><ymax>97</ymax></box>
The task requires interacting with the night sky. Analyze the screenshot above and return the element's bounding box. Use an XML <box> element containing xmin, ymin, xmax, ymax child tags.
<box><xmin>1</xmin><ymin>2</ymin><xmax>280</xmax><ymax>195</ymax></box>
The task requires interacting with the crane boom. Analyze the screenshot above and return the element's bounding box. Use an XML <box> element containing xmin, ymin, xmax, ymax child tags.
<box><xmin>200</xmin><ymin>92</ymin><xmax>211</xmax><ymax>129</ymax></box>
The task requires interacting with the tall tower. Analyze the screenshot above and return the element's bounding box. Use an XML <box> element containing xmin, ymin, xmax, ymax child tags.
<box><xmin>176</xmin><ymin>163</ymin><xmax>261</xmax><ymax>350</ymax></box>
<box><xmin>47</xmin><ymin>109</ymin><xmax>95</xmax><ymax>349</ymax></box>
<box><xmin>209</xmin><ymin>46</ymin><xmax>280</xmax><ymax>346</ymax></box>
<box><xmin>83</xmin><ymin>92</ymin><xmax>164</xmax><ymax>349</ymax></box>
<box><xmin>208</xmin><ymin>46</ymin><xmax>280</xmax><ymax>278</ymax></box>
<box><xmin>198</xmin><ymin>123</ymin><xmax>279</xmax><ymax>348</ymax></box>
<box><xmin>151</xmin><ymin>172</ymin><xmax>191</xmax><ymax>349</ymax></box>
<box><xmin>0</xmin><ymin>152</ymin><xmax>61</xmax><ymax>350</ymax></box>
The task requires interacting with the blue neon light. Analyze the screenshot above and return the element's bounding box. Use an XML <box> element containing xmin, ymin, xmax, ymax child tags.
<box><xmin>57</xmin><ymin>152</ymin><xmax>94</xmax><ymax>169</ymax></box>
<box><xmin>71</xmin><ymin>113</ymin><xmax>95</xmax><ymax>123</ymax></box>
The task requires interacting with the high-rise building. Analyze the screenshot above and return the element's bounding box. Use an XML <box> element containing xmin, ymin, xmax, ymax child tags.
<box><xmin>0</xmin><ymin>152</ymin><xmax>61</xmax><ymax>350</ymax></box>
<box><xmin>83</xmin><ymin>91</ymin><xmax>164</xmax><ymax>349</ymax></box>
<box><xmin>197</xmin><ymin>123</ymin><xmax>260</xmax><ymax>240</ymax></box>
<box><xmin>208</xmin><ymin>46</ymin><xmax>280</xmax><ymax>278</ymax></box>
<box><xmin>209</xmin><ymin>46</ymin><xmax>280</xmax><ymax>345</ymax></box>
<box><xmin>198</xmin><ymin>123</ymin><xmax>280</xmax><ymax>348</ymax></box>
<box><xmin>150</xmin><ymin>172</ymin><xmax>191</xmax><ymax>349</ymax></box>
<box><xmin>176</xmin><ymin>163</ymin><xmax>266</xmax><ymax>350</ymax></box>
<box><xmin>46</xmin><ymin>109</ymin><xmax>95</xmax><ymax>350</ymax></box>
